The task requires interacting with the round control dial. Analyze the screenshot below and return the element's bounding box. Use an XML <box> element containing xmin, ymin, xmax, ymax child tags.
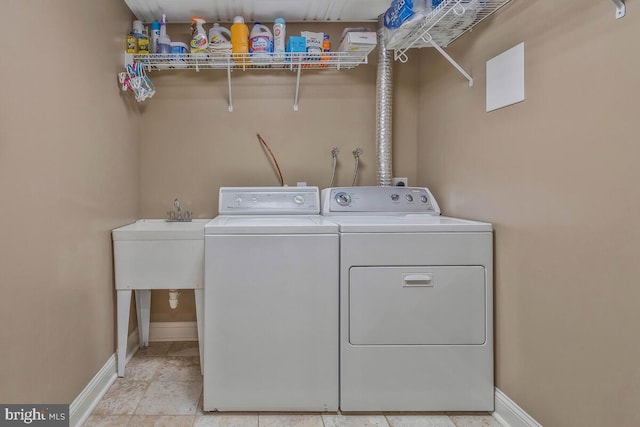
<box><xmin>293</xmin><ymin>195</ymin><xmax>305</xmax><ymax>205</ymax></box>
<box><xmin>421</xmin><ymin>195</ymin><xmax>429</xmax><ymax>203</ymax></box>
<box><xmin>406</xmin><ymin>194</ymin><xmax>414</xmax><ymax>202</ymax></box>
<box><xmin>391</xmin><ymin>194</ymin><xmax>400</xmax><ymax>201</ymax></box>
<box><xmin>335</xmin><ymin>192</ymin><xmax>351</xmax><ymax>206</ymax></box>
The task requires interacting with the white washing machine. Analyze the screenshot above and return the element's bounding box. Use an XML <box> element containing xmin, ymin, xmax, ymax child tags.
<box><xmin>321</xmin><ymin>186</ymin><xmax>494</xmax><ymax>412</ymax></box>
<box><xmin>203</xmin><ymin>187</ymin><xmax>339</xmax><ymax>412</ymax></box>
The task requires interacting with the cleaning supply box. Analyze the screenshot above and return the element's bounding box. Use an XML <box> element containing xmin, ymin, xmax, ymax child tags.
<box><xmin>338</xmin><ymin>32</ymin><xmax>377</xmax><ymax>55</ymax></box>
<box><xmin>287</xmin><ymin>36</ymin><xmax>307</xmax><ymax>61</ymax></box>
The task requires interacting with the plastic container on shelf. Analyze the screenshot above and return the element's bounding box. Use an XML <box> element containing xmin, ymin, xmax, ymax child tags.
<box><xmin>249</xmin><ymin>22</ymin><xmax>273</xmax><ymax>64</ymax></box>
<box><xmin>209</xmin><ymin>23</ymin><xmax>231</xmax><ymax>47</ymax></box>
<box><xmin>157</xmin><ymin>14</ymin><xmax>171</xmax><ymax>54</ymax></box>
<box><xmin>137</xmin><ymin>28</ymin><xmax>150</xmax><ymax>55</ymax></box>
<box><xmin>383</xmin><ymin>0</ymin><xmax>431</xmax><ymax>29</ymax></box>
<box><xmin>170</xmin><ymin>42</ymin><xmax>189</xmax><ymax>67</ymax></box>
<box><xmin>126</xmin><ymin>31</ymin><xmax>138</xmax><ymax>53</ymax></box>
<box><xmin>273</xmin><ymin>18</ymin><xmax>286</xmax><ymax>62</ymax></box>
<box><xmin>231</xmin><ymin>16</ymin><xmax>249</xmax><ymax>64</ymax></box>
<box><xmin>190</xmin><ymin>17</ymin><xmax>209</xmax><ymax>53</ymax></box>
<box><xmin>150</xmin><ymin>20</ymin><xmax>160</xmax><ymax>53</ymax></box>
<box><xmin>132</xmin><ymin>20</ymin><xmax>144</xmax><ymax>35</ymax></box>
<box><xmin>320</xmin><ymin>34</ymin><xmax>331</xmax><ymax>67</ymax></box>
<box><xmin>127</xmin><ymin>20</ymin><xmax>144</xmax><ymax>53</ymax></box>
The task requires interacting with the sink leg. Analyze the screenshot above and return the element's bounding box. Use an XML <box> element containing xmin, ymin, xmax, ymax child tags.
<box><xmin>117</xmin><ymin>290</ymin><xmax>132</xmax><ymax>377</ymax></box>
<box><xmin>195</xmin><ymin>288</ymin><xmax>204</xmax><ymax>376</ymax></box>
<box><xmin>135</xmin><ymin>290</ymin><xmax>151</xmax><ymax>348</ymax></box>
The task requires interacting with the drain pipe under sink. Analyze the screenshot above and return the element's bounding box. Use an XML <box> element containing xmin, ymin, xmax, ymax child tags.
<box><xmin>168</xmin><ymin>289</ymin><xmax>180</xmax><ymax>309</ymax></box>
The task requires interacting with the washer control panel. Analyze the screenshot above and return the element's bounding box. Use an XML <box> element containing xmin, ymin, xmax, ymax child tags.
<box><xmin>321</xmin><ymin>187</ymin><xmax>440</xmax><ymax>215</ymax></box>
<box><xmin>219</xmin><ymin>187</ymin><xmax>320</xmax><ymax>215</ymax></box>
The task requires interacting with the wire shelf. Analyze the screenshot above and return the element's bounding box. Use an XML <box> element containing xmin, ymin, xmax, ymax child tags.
<box><xmin>386</xmin><ymin>0</ymin><xmax>512</xmax><ymax>61</ymax></box>
<box><xmin>127</xmin><ymin>51</ymin><xmax>370</xmax><ymax>72</ymax></box>
<box><xmin>122</xmin><ymin>49</ymin><xmax>373</xmax><ymax>110</ymax></box>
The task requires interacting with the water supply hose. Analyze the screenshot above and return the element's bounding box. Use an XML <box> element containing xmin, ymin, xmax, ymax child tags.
<box><xmin>351</xmin><ymin>148</ymin><xmax>363</xmax><ymax>186</ymax></box>
<box><xmin>256</xmin><ymin>133</ymin><xmax>284</xmax><ymax>186</ymax></box>
<box><xmin>329</xmin><ymin>147</ymin><xmax>340</xmax><ymax>187</ymax></box>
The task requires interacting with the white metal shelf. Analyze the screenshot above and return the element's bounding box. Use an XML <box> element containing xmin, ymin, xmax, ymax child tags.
<box><xmin>123</xmin><ymin>51</ymin><xmax>370</xmax><ymax>111</ymax></box>
<box><xmin>386</xmin><ymin>0</ymin><xmax>512</xmax><ymax>86</ymax></box>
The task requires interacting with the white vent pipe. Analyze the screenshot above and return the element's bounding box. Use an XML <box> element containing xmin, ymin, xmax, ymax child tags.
<box><xmin>376</xmin><ymin>16</ymin><xmax>394</xmax><ymax>186</ymax></box>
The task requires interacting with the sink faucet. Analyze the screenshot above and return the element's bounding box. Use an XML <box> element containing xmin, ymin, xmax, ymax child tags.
<box><xmin>167</xmin><ymin>198</ymin><xmax>192</xmax><ymax>222</ymax></box>
<box><xmin>174</xmin><ymin>198</ymin><xmax>182</xmax><ymax>219</ymax></box>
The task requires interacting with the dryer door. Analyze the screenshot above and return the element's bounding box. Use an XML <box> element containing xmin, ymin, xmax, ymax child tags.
<box><xmin>349</xmin><ymin>266</ymin><xmax>486</xmax><ymax>345</ymax></box>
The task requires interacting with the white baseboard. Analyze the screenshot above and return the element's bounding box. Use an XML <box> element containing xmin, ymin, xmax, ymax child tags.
<box><xmin>70</xmin><ymin>333</ymin><xmax>538</xmax><ymax>427</ymax></box>
<box><xmin>70</xmin><ymin>329</ymin><xmax>139</xmax><ymax>427</ymax></box>
<box><xmin>493</xmin><ymin>388</ymin><xmax>543</xmax><ymax>427</ymax></box>
<box><xmin>149</xmin><ymin>321</ymin><xmax>198</xmax><ymax>342</ymax></box>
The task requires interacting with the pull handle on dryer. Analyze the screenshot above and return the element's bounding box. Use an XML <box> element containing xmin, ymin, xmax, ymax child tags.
<box><xmin>402</xmin><ymin>273</ymin><xmax>433</xmax><ymax>287</ymax></box>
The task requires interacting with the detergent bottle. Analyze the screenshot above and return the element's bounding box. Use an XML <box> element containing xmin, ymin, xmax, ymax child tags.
<box><xmin>190</xmin><ymin>17</ymin><xmax>209</xmax><ymax>53</ymax></box>
<box><xmin>209</xmin><ymin>23</ymin><xmax>232</xmax><ymax>47</ymax></box>
<box><xmin>231</xmin><ymin>16</ymin><xmax>249</xmax><ymax>64</ymax></box>
<box><xmin>126</xmin><ymin>20</ymin><xmax>144</xmax><ymax>54</ymax></box>
<box><xmin>249</xmin><ymin>22</ymin><xmax>273</xmax><ymax>64</ymax></box>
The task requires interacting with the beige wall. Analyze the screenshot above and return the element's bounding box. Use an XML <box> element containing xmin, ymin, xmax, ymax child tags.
<box><xmin>140</xmin><ymin>23</ymin><xmax>418</xmax><ymax>321</ymax></box>
<box><xmin>416</xmin><ymin>1</ymin><xmax>640</xmax><ymax>426</ymax></box>
<box><xmin>0</xmin><ymin>1</ymin><xmax>138</xmax><ymax>403</ymax></box>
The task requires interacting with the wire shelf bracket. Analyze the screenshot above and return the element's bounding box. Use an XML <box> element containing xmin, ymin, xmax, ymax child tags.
<box><xmin>395</xmin><ymin>33</ymin><xmax>473</xmax><ymax>87</ymax></box>
<box><xmin>294</xmin><ymin>64</ymin><xmax>302</xmax><ymax>111</ymax></box>
<box><xmin>388</xmin><ymin>0</ymin><xmax>513</xmax><ymax>86</ymax></box>
<box><xmin>226</xmin><ymin>64</ymin><xmax>233</xmax><ymax>112</ymax></box>
<box><xmin>611</xmin><ymin>0</ymin><xmax>625</xmax><ymax>19</ymax></box>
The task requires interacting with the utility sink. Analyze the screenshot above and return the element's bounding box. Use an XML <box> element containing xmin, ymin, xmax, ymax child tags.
<box><xmin>112</xmin><ymin>219</ymin><xmax>210</xmax><ymax>377</ymax></box>
<box><xmin>112</xmin><ymin>219</ymin><xmax>210</xmax><ymax>289</ymax></box>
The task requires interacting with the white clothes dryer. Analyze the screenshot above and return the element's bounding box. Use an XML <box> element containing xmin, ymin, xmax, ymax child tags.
<box><xmin>203</xmin><ymin>187</ymin><xmax>339</xmax><ymax>412</ymax></box>
<box><xmin>321</xmin><ymin>186</ymin><xmax>494</xmax><ymax>412</ymax></box>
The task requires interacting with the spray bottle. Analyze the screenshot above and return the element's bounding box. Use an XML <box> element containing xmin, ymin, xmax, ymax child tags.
<box><xmin>157</xmin><ymin>14</ymin><xmax>171</xmax><ymax>54</ymax></box>
<box><xmin>190</xmin><ymin>16</ymin><xmax>209</xmax><ymax>53</ymax></box>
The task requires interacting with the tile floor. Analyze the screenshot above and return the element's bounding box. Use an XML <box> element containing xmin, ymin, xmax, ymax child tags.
<box><xmin>85</xmin><ymin>342</ymin><xmax>503</xmax><ymax>427</ymax></box>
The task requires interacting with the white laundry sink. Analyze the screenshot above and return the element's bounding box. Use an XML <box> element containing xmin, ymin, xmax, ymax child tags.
<box><xmin>111</xmin><ymin>219</ymin><xmax>210</xmax><ymax>377</ymax></box>
<box><xmin>112</xmin><ymin>219</ymin><xmax>210</xmax><ymax>289</ymax></box>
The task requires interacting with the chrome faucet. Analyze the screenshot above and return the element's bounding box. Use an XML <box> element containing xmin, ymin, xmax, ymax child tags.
<box><xmin>174</xmin><ymin>198</ymin><xmax>182</xmax><ymax>219</ymax></box>
<box><xmin>167</xmin><ymin>198</ymin><xmax>192</xmax><ymax>222</ymax></box>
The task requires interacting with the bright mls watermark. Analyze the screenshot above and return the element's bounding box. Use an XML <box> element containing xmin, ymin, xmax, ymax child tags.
<box><xmin>0</xmin><ymin>405</ymin><xmax>68</xmax><ymax>426</ymax></box>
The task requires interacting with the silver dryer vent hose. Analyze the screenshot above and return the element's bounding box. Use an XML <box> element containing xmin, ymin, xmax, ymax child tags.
<box><xmin>376</xmin><ymin>17</ymin><xmax>394</xmax><ymax>186</ymax></box>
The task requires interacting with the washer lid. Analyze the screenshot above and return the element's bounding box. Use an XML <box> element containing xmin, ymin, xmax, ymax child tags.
<box><xmin>112</xmin><ymin>219</ymin><xmax>211</xmax><ymax>240</ymax></box>
<box><xmin>205</xmin><ymin>215</ymin><xmax>338</xmax><ymax>234</ymax></box>
<box><xmin>325</xmin><ymin>215</ymin><xmax>492</xmax><ymax>233</ymax></box>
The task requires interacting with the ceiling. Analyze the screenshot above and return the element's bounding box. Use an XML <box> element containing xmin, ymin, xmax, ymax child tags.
<box><xmin>123</xmin><ymin>0</ymin><xmax>390</xmax><ymax>23</ymax></box>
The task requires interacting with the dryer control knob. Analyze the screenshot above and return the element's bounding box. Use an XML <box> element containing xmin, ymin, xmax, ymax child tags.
<box><xmin>391</xmin><ymin>194</ymin><xmax>400</xmax><ymax>201</ymax></box>
<box><xmin>293</xmin><ymin>195</ymin><xmax>305</xmax><ymax>205</ymax></box>
<box><xmin>421</xmin><ymin>195</ymin><xmax>428</xmax><ymax>203</ymax></box>
<box><xmin>335</xmin><ymin>192</ymin><xmax>351</xmax><ymax>206</ymax></box>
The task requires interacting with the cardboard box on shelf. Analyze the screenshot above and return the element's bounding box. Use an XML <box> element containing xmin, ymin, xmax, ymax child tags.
<box><xmin>338</xmin><ymin>32</ymin><xmax>377</xmax><ymax>56</ymax></box>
